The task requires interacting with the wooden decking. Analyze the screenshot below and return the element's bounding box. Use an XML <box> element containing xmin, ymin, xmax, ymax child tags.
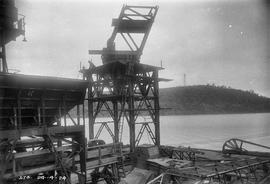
<box><xmin>145</xmin><ymin>146</ymin><xmax>270</xmax><ymax>184</ymax></box>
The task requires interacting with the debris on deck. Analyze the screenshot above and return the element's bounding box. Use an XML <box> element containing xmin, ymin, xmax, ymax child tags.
<box><xmin>119</xmin><ymin>168</ymin><xmax>154</xmax><ymax>184</ymax></box>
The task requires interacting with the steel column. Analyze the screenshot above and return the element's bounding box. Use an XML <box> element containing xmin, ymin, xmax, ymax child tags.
<box><xmin>113</xmin><ymin>101</ymin><xmax>119</xmax><ymax>143</ymax></box>
<box><xmin>128</xmin><ymin>81</ymin><xmax>136</xmax><ymax>152</ymax></box>
<box><xmin>153</xmin><ymin>70</ymin><xmax>160</xmax><ymax>146</ymax></box>
<box><xmin>87</xmin><ymin>73</ymin><xmax>94</xmax><ymax>139</ymax></box>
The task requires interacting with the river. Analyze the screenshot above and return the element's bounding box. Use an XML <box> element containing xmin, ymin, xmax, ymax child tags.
<box><xmin>80</xmin><ymin>113</ymin><xmax>270</xmax><ymax>151</ymax></box>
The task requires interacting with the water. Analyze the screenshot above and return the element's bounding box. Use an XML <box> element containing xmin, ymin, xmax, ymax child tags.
<box><xmin>71</xmin><ymin>113</ymin><xmax>270</xmax><ymax>151</ymax></box>
<box><xmin>159</xmin><ymin>113</ymin><xmax>270</xmax><ymax>151</ymax></box>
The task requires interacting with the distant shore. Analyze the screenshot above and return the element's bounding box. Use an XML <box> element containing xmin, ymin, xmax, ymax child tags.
<box><xmin>160</xmin><ymin>111</ymin><xmax>270</xmax><ymax>117</ymax></box>
<box><xmin>70</xmin><ymin>85</ymin><xmax>270</xmax><ymax>118</ymax></box>
<box><xmin>160</xmin><ymin>85</ymin><xmax>270</xmax><ymax>116</ymax></box>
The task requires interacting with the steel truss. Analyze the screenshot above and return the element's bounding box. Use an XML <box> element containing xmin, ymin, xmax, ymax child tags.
<box><xmin>85</xmin><ymin>4</ymin><xmax>168</xmax><ymax>153</ymax></box>
<box><xmin>83</xmin><ymin>62</ymin><xmax>168</xmax><ymax>152</ymax></box>
<box><xmin>89</xmin><ymin>5</ymin><xmax>159</xmax><ymax>64</ymax></box>
<box><xmin>171</xmin><ymin>147</ymin><xmax>203</xmax><ymax>161</ymax></box>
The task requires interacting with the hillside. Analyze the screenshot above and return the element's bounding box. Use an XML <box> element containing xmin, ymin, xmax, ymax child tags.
<box><xmin>70</xmin><ymin>85</ymin><xmax>270</xmax><ymax>117</ymax></box>
<box><xmin>160</xmin><ymin>85</ymin><xmax>270</xmax><ymax>115</ymax></box>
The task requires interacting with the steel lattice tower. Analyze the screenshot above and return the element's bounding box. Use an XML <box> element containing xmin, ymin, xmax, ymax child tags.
<box><xmin>82</xmin><ymin>5</ymin><xmax>170</xmax><ymax>152</ymax></box>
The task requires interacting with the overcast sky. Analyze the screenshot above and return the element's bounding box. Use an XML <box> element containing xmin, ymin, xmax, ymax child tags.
<box><xmin>6</xmin><ymin>0</ymin><xmax>270</xmax><ymax>97</ymax></box>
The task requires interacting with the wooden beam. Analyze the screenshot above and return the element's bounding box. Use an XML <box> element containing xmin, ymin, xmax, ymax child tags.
<box><xmin>125</xmin><ymin>5</ymin><xmax>158</xmax><ymax>9</ymax></box>
<box><xmin>0</xmin><ymin>126</ymin><xmax>84</xmax><ymax>139</ymax></box>
<box><xmin>86</xmin><ymin>156</ymin><xmax>118</xmax><ymax>169</ymax></box>
<box><xmin>75</xmin><ymin>156</ymin><xmax>119</xmax><ymax>171</ymax></box>
<box><xmin>75</xmin><ymin>147</ymin><xmax>115</xmax><ymax>162</ymax></box>
<box><xmin>14</xmin><ymin>145</ymin><xmax>72</xmax><ymax>159</ymax></box>
<box><xmin>89</xmin><ymin>50</ymin><xmax>139</xmax><ymax>55</ymax></box>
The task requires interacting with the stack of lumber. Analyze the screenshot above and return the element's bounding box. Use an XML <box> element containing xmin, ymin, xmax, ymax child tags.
<box><xmin>135</xmin><ymin>145</ymin><xmax>160</xmax><ymax>160</ymax></box>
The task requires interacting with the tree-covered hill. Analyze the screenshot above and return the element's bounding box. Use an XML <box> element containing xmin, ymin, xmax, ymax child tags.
<box><xmin>70</xmin><ymin>85</ymin><xmax>270</xmax><ymax>116</ymax></box>
<box><xmin>160</xmin><ymin>85</ymin><xmax>270</xmax><ymax>115</ymax></box>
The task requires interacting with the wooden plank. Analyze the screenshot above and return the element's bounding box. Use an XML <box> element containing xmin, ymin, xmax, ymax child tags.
<box><xmin>16</xmin><ymin>137</ymin><xmax>44</xmax><ymax>147</ymax></box>
<box><xmin>0</xmin><ymin>125</ymin><xmax>84</xmax><ymax>139</ymax></box>
<box><xmin>77</xmin><ymin>147</ymin><xmax>116</xmax><ymax>162</ymax></box>
<box><xmin>86</xmin><ymin>156</ymin><xmax>119</xmax><ymax>169</ymax></box>
<box><xmin>0</xmin><ymin>106</ymin><xmax>76</xmax><ymax>110</ymax></box>
<box><xmin>75</xmin><ymin>156</ymin><xmax>119</xmax><ymax>172</ymax></box>
<box><xmin>196</xmin><ymin>150</ymin><xmax>231</xmax><ymax>161</ymax></box>
<box><xmin>19</xmin><ymin>155</ymin><xmax>55</xmax><ymax>167</ymax></box>
<box><xmin>0</xmin><ymin>85</ymin><xmax>84</xmax><ymax>92</ymax></box>
<box><xmin>75</xmin><ymin>147</ymin><xmax>110</xmax><ymax>162</ymax></box>
<box><xmin>89</xmin><ymin>50</ymin><xmax>138</xmax><ymax>55</ymax></box>
<box><xmin>223</xmin><ymin>150</ymin><xmax>270</xmax><ymax>157</ymax></box>
<box><xmin>0</xmin><ymin>97</ymin><xmax>78</xmax><ymax>102</ymax></box>
<box><xmin>14</xmin><ymin>145</ymin><xmax>72</xmax><ymax>159</ymax></box>
<box><xmin>87</xmin><ymin>142</ymin><xmax>121</xmax><ymax>150</ymax></box>
<box><xmin>126</xmin><ymin>5</ymin><xmax>158</xmax><ymax>9</ymax></box>
<box><xmin>0</xmin><ymin>138</ymin><xmax>44</xmax><ymax>151</ymax></box>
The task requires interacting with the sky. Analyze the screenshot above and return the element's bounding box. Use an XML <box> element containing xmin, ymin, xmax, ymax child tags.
<box><xmin>6</xmin><ymin>0</ymin><xmax>270</xmax><ymax>97</ymax></box>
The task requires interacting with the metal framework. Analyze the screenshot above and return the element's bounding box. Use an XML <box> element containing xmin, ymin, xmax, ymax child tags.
<box><xmin>1</xmin><ymin>2</ymin><xmax>131</xmax><ymax>183</ymax></box>
<box><xmin>0</xmin><ymin>2</ymin><xmax>90</xmax><ymax>182</ymax></box>
<box><xmin>171</xmin><ymin>147</ymin><xmax>203</xmax><ymax>161</ymax></box>
<box><xmin>148</xmin><ymin>143</ymin><xmax>270</xmax><ymax>184</ymax></box>
<box><xmin>0</xmin><ymin>74</ymin><xmax>88</xmax><ymax>184</ymax></box>
<box><xmin>82</xmin><ymin>62</ymin><xmax>169</xmax><ymax>152</ymax></box>
<box><xmin>84</xmin><ymin>5</ymin><xmax>169</xmax><ymax>153</ymax></box>
<box><xmin>222</xmin><ymin>138</ymin><xmax>270</xmax><ymax>157</ymax></box>
<box><xmin>89</xmin><ymin>5</ymin><xmax>158</xmax><ymax>64</ymax></box>
<box><xmin>148</xmin><ymin>158</ymin><xmax>270</xmax><ymax>184</ymax></box>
